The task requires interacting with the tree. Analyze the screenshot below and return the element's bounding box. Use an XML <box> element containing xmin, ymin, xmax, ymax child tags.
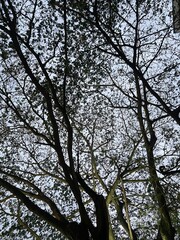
<box><xmin>173</xmin><ymin>0</ymin><xmax>180</xmax><ymax>32</ymax></box>
<box><xmin>0</xmin><ymin>0</ymin><xmax>179</xmax><ymax>239</ymax></box>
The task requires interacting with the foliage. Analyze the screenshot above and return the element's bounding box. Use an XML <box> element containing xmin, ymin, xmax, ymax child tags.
<box><xmin>0</xmin><ymin>0</ymin><xmax>179</xmax><ymax>239</ymax></box>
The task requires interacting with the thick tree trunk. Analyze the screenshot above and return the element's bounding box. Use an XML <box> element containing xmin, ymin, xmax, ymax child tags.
<box><xmin>147</xmin><ymin>148</ymin><xmax>175</xmax><ymax>240</ymax></box>
<box><xmin>135</xmin><ymin>76</ymin><xmax>175</xmax><ymax>240</ymax></box>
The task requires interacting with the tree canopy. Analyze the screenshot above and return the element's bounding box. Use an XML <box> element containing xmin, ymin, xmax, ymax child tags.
<box><xmin>0</xmin><ymin>0</ymin><xmax>179</xmax><ymax>239</ymax></box>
